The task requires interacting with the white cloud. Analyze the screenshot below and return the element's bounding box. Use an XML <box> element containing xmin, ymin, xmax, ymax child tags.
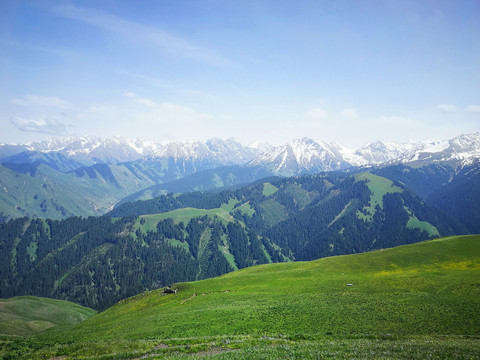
<box><xmin>10</xmin><ymin>95</ymin><xmax>72</xmax><ymax>109</ymax></box>
<box><xmin>53</xmin><ymin>5</ymin><xmax>230</xmax><ymax>66</ymax></box>
<box><xmin>305</xmin><ymin>107</ymin><xmax>328</xmax><ymax>120</ymax></box>
<box><xmin>375</xmin><ymin>115</ymin><xmax>414</xmax><ymax>127</ymax></box>
<box><xmin>123</xmin><ymin>92</ymin><xmax>157</xmax><ymax>107</ymax></box>
<box><xmin>341</xmin><ymin>108</ymin><xmax>358</xmax><ymax>119</ymax></box>
<box><xmin>10</xmin><ymin>116</ymin><xmax>68</xmax><ymax>134</ymax></box>
<box><xmin>220</xmin><ymin>114</ymin><xmax>236</xmax><ymax>121</ymax></box>
<box><xmin>116</xmin><ymin>69</ymin><xmax>219</xmax><ymax>100</ymax></box>
<box><xmin>437</xmin><ymin>104</ymin><xmax>457</xmax><ymax>112</ymax></box>
<box><xmin>114</xmin><ymin>102</ymin><xmax>215</xmax><ymax>142</ymax></box>
<box><xmin>159</xmin><ymin>103</ymin><xmax>212</xmax><ymax>121</ymax></box>
<box><xmin>466</xmin><ymin>105</ymin><xmax>480</xmax><ymax>113</ymax></box>
<box><xmin>122</xmin><ymin>92</ymin><xmax>136</xmax><ymax>98</ymax></box>
<box><xmin>135</xmin><ymin>98</ymin><xmax>157</xmax><ymax>107</ymax></box>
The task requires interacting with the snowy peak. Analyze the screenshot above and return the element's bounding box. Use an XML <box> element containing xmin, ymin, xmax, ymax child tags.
<box><xmin>248</xmin><ymin>137</ymin><xmax>352</xmax><ymax>175</ymax></box>
<box><xmin>354</xmin><ymin>140</ymin><xmax>417</xmax><ymax>164</ymax></box>
<box><xmin>24</xmin><ymin>136</ymin><xmax>159</xmax><ymax>164</ymax></box>
<box><xmin>249</xmin><ymin>140</ymin><xmax>273</xmax><ymax>152</ymax></box>
<box><xmin>1</xmin><ymin>133</ymin><xmax>479</xmax><ymax>175</ymax></box>
<box><xmin>445</xmin><ymin>133</ymin><xmax>480</xmax><ymax>162</ymax></box>
<box><xmin>381</xmin><ymin>133</ymin><xmax>480</xmax><ymax>166</ymax></box>
<box><xmin>248</xmin><ymin>133</ymin><xmax>480</xmax><ymax>175</ymax></box>
<box><xmin>150</xmin><ymin>137</ymin><xmax>259</xmax><ymax>165</ymax></box>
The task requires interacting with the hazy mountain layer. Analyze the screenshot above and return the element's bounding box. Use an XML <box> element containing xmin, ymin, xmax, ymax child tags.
<box><xmin>1</xmin><ymin>133</ymin><xmax>479</xmax><ymax>222</ymax></box>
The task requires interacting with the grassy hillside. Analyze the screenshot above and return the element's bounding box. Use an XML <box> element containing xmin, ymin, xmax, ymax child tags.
<box><xmin>354</xmin><ymin>172</ymin><xmax>403</xmax><ymax>221</ymax></box>
<box><xmin>7</xmin><ymin>235</ymin><xmax>478</xmax><ymax>359</ymax></box>
<box><xmin>62</xmin><ymin>234</ymin><xmax>480</xmax><ymax>339</ymax></box>
<box><xmin>0</xmin><ymin>215</ymin><xmax>276</xmax><ymax>311</ymax></box>
<box><xmin>0</xmin><ymin>163</ymin><xmax>156</xmax><ymax>220</ymax></box>
<box><xmin>134</xmin><ymin>207</ymin><xmax>235</xmax><ymax>230</ymax></box>
<box><xmin>0</xmin><ymin>296</ymin><xmax>96</xmax><ymax>337</ymax></box>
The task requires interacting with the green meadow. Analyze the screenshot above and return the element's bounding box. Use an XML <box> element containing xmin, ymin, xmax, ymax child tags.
<box><xmin>1</xmin><ymin>235</ymin><xmax>479</xmax><ymax>359</ymax></box>
<box><xmin>133</xmin><ymin>207</ymin><xmax>235</xmax><ymax>234</ymax></box>
<box><xmin>0</xmin><ymin>296</ymin><xmax>96</xmax><ymax>337</ymax></box>
<box><xmin>355</xmin><ymin>172</ymin><xmax>403</xmax><ymax>222</ymax></box>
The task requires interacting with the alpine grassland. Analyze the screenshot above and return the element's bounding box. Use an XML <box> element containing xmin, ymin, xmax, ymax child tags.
<box><xmin>1</xmin><ymin>235</ymin><xmax>479</xmax><ymax>359</ymax></box>
<box><xmin>262</xmin><ymin>182</ymin><xmax>279</xmax><ymax>197</ymax></box>
<box><xmin>354</xmin><ymin>172</ymin><xmax>403</xmax><ymax>221</ymax></box>
<box><xmin>134</xmin><ymin>207</ymin><xmax>235</xmax><ymax>231</ymax></box>
<box><xmin>0</xmin><ymin>296</ymin><xmax>96</xmax><ymax>337</ymax></box>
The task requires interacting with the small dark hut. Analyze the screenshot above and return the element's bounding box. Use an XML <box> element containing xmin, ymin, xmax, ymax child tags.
<box><xmin>163</xmin><ymin>286</ymin><xmax>177</xmax><ymax>294</ymax></box>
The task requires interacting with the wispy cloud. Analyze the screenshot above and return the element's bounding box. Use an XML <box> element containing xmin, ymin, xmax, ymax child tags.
<box><xmin>466</xmin><ymin>105</ymin><xmax>480</xmax><ymax>113</ymax></box>
<box><xmin>121</xmin><ymin>92</ymin><xmax>212</xmax><ymax>130</ymax></box>
<box><xmin>436</xmin><ymin>104</ymin><xmax>457</xmax><ymax>112</ymax></box>
<box><xmin>115</xmin><ymin>69</ymin><xmax>219</xmax><ymax>100</ymax></box>
<box><xmin>305</xmin><ymin>107</ymin><xmax>328</xmax><ymax>120</ymax></box>
<box><xmin>10</xmin><ymin>116</ymin><xmax>68</xmax><ymax>134</ymax></box>
<box><xmin>52</xmin><ymin>5</ymin><xmax>231</xmax><ymax>67</ymax></box>
<box><xmin>375</xmin><ymin>115</ymin><xmax>414</xmax><ymax>127</ymax></box>
<box><xmin>123</xmin><ymin>92</ymin><xmax>157</xmax><ymax>107</ymax></box>
<box><xmin>341</xmin><ymin>108</ymin><xmax>358</xmax><ymax>119</ymax></box>
<box><xmin>159</xmin><ymin>103</ymin><xmax>212</xmax><ymax>121</ymax></box>
<box><xmin>10</xmin><ymin>95</ymin><xmax>73</xmax><ymax>109</ymax></box>
<box><xmin>0</xmin><ymin>39</ymin><xmax>71</xmax><ymax>57</ymax></box>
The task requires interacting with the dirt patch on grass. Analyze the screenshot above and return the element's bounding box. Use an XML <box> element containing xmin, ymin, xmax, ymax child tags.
<box><xmin>192</xmin><ymin>347</ymin><xmax>234</xmax><ymax>357</ymax></box>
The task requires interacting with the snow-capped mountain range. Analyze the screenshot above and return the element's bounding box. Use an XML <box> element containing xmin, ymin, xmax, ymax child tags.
<box><xmin>1</xmin><ymin>133</ymin><xmax>479</xmax><ymax>175</ymax></box>
<box><xmin>247</xmin><ymin>138</ymin><xmax>353</xmax><ymax>174</ymax></box>
<box><xmin>247</xmin><ymin>133</ymin><xmax>480</xmax><ymax>174</ymax></box>
<box><xmin>148</xmin><ymin>138</ymin><xmax>259</xmax><ymax>167</ymax></box>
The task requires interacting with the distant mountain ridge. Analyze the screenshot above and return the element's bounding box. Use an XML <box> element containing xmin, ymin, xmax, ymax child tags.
<box><xmin>1</xmin><ymin>133</ymin><xmax>479</xmax><ymax>222</ymax></box>
<box><xmin>2</xmin><ymin>133</ymin><xmax>479</xmax><ymax>174</ymax></box>
<box><xmin>250</xmin><ymin>132</ymin><xmax>480</xmax><ymax>175</ymax></box>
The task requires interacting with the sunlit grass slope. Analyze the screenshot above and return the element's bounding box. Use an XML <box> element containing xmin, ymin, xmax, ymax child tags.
<box><xmin>0</xmin><ymin>296</ymin><xmax>96</xmax><ymax>336</ymax></box>
<box><xmin>134</xmin><ymin>207</ymin><xmax>235</xmax><ymax>234</ymax></box>
<box><xmin>69</xmin><ymin>235</ymin><xmax>480</xmax><ymax>341</ymax></box>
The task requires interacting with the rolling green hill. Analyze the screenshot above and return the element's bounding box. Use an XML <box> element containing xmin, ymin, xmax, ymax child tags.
<box><xmin>64</xmin><ymin>235</ymin><xmax>480</xmax><ymax>339</ymax></box>
<box><xmin>3</xmin><ymin>235</ymin><xmax>479</xmax><ymax>359</ymax></box>
<box><xmin>0</xmin><ymin>296</ymin><xmax>96</xmax><ymax>337</ymax></box>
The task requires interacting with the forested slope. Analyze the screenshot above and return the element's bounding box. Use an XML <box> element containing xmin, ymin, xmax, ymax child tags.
<box><xmin>0</xmin><ymin>171</ymin><xmax>465</xmax><ymax>310</ymax></box>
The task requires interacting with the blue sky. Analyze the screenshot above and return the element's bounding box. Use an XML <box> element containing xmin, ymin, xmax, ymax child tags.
<box><xmin>1</xmin><ymin>0</ymin><xmax>479</xmax><ymax>148</ymax></box>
